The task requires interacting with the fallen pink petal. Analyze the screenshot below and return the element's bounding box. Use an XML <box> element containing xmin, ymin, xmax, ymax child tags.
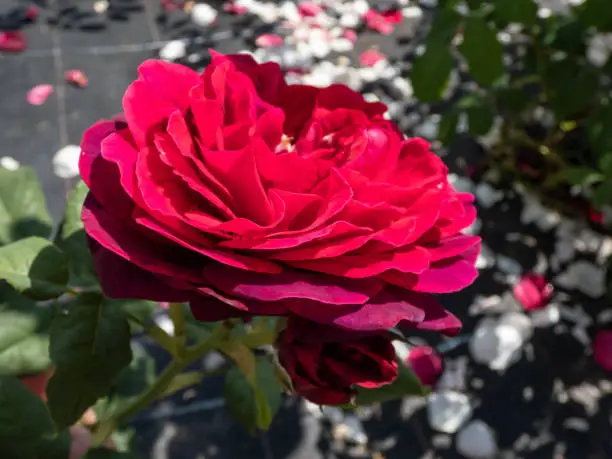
<box><xmin>224</xmin><ymin>2</ymin><xmax>247</xmax><ymax>14</ymax></box>
<box><xmin>0</xmin><ymin>31</ymin><xmax>27</xmax><ymax>53</ymax></box>
<box><xmin>360</xmin><ymin>49</ymin><xmax>387</xmax><ymax>67</ymax></box>
<box><xmin>255</xmin><ymin>34</ymin><xmax>284</xmax><ymax>48</ymax></box>
<box><xmin>297</xmin><ymin>1</ymin><xmax>323</xmax><ymax>17</ymax></box>
<box><xmin>513</xmin><ymin>273</ymin><xmax>553</xmax><ymax>311</ymax></box>
<box><xmin>27</xmin><ymin>84</ymin><xmax>54</xmax><ymax>106</ymax></box>
<box><xmin>65</xmin><ymin>69</ymin><xmax>89</xmax><ymax>88</ymax></box>
<box><xmin>363</xmin><ymin>9</ymin><xmax>402</xmax><ymax>35</ymax></box>
<box><xmin>407</xmin><ymin>345</ymin><xmax>443</xmax><ymax>386</ymax></box>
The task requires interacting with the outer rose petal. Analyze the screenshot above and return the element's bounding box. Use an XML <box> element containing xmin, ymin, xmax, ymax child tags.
<box><xmin>123</xmin><ymin>60</ymin><xmax>201</xmax><ymax>148</ymax></box>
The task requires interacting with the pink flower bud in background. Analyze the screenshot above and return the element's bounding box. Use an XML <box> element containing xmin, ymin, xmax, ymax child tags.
<box><xmin>594</xmin><ymin>331</ymin><xmax>612</xmax><ymax>371</ymax></box>
<box><xmin>65</xmin><ymin>69</ymin><xmax>89</xmax><ymax>88</ymax></box>
<box><xmin>25</xmin><ymin>6</ymin><xmax>39</xmax><ymax>20</ymax></box>
<box><xmin>513</xmin><ymin>273</ymin><xmax>553</xmax><ymax>311</ymax></box>
<box><xmin>27</xmin><ymin>84</ymin><xmax>54</xmax><ymax>105</ymax></box>
<box><xmin>0</xmin><ymin>31</ymin><xmax>27</xmax><ymax>53</ymax></box>
<box><xmin>407</xmin><ymin>345</ymin><xmax>443</xmax><ymax>386</ymax></box>
<box><xmin>589</xmin><ymin>207</ymin><xmax>604</xmax><ymax>225</ymax></box>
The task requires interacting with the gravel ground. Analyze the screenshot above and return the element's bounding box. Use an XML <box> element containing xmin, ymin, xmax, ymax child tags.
<box><xmin>2</xmin><ymin>0</ymin><xmax>612</xmax><ymax>458</ymax></box>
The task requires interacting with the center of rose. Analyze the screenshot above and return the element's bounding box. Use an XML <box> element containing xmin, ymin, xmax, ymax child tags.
<box><xmin>275</xmin><ymin>134</ymin><xmax>295</xmax><ymax>153</ymax></box>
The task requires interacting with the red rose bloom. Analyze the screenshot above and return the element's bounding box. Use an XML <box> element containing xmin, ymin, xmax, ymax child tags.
<box><xmin>80</xmin><ymin>51</ymin><xmax>479</xmax><ymax>333</ymax></box>
<box><xmin>277</xmin><ymin>317</ymin><xmax>398</xmax><ymax>404</ymax></box>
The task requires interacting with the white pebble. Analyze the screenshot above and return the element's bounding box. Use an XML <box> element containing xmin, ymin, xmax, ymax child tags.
<box><xmin>474</xmin><ymin>183</ymin><xmax>504</xmax><ymax>208</ymax></box>
<box><xmin>554</xmin><ymin>260</ymin><xmax>605</xmax><ymax>298</ymax></box>
<box><xmin>52</xmin><ymin>145</ymin><xmax>81</xmax><ymax>179</ymax></box>
<box><xmin>456</xmin><ymin>420</ymin><xmax>498</xmax><ymax>458</ymax></box>
<box><xmin>402</xmin><ymin>6</ymin><xmax>423</xmax><ymax>20</ymax></box>
<box><xmin>0</xmin><ymin>156</ymin><xmax>20</xmax><ymax>171</ymax></box>
<box><xmin>427</xmin><ymin>390</ymin><xmax>472</xmax><ymax>433</ymax></box>
<box><xmin>330</xmin><ymin>38</ymin><xmax>354</xmax><ymax>53</ymax></box>
<box><xmin>191</xmin><ymin>3</ymin><xmax>217</xmax><ymax>27</ymax></box>
<box><xmin>159</xmin><ymin>40</ymin><xmax>187</xmax><ymax>61</ymax></box>
<box><xmin>339</xmin><ymin>13</ymin><xmax>360</xmax><ymax>28</ymax></box>
<box><xmin>469</xmin><ymin>314</ymin><xmax>532</xmax><ymax>371</ymax></box>
<box><xmin>392</xmin><ymin>76</ymin><xmax>414</xmax><ymax>98</ymax></box>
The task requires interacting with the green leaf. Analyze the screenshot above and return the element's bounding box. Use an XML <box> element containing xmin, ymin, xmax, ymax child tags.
<box><xmin>578</xmin><ymin>0</ymin><xmax>612</xmax><ymax>31</ymax></box>
<box><xmin>495</xmin><ymin>86</ymin><xmax>531</xmax><ymax>114</ymax></box>
<box><xmin>546</xmin><ymin>20</ymin><xmax>588</xmax><ymax>55</ymax></box>
<box><xmin>0</xmin><ymin>167</ymin><xmax>52</xmax><ymax>246</ymax></box>
<box><xmin>224</xmin><ymin>356</ymin><xmax>283</xmax><ymax>434</ymax></box>
<box><xmin>411</xmin><ymin>44</ymin><xmax>454</xmax><ymax>103</ymax></box>
<box><xmin>354</xmin><ymin>361</ymin><xmax>426</xmax><ymax>406</ymax></box>
<box><xmin>159</xmin><ymin>371</ymin><xmax>204</xmax><ymax>399</ymax></box>
<box><xmin>0</xmin><ymin>237</ymin><xmax>69</xmax><ymax>300</ymax></box>
<box><xmin>588</xmin><ymin>104</ymin><xmax>612</xmax><ymax>155</ymax></box>
<box><xmin>0</xmin><ymin>375</ymin><xmax>70</xmax><ymax>459</ymax></box>
<box><xmin>545</xmin><ymin>60</ymin><xmax>598</xmax><ymax>120</ymax></box>
<box><xmin>85</xmin><ymin>449</ymin><xmax>142</xmax><ymax>459</ymax></box>
<box><xmin>113</xmin><ymin>299</ymin><xmax>158</xmax><ymax>333</ymax></box>
<box><xmin>94</xmin><ymin>342</ymin><xmax>155</xmax><ymax>421</ymax></box>
<box><xmin>459</xmin><ymin>17</ymin><xmax>505</xmax><ymax>86</ymax></box>
<box><xmin>592</xmin><ymin>179</ymin><xmax>612</xmax><ymax>207</ymax></box>
<box><xmin>0</xmin><ymin>285</ymin><xmax>53</xmax><ymax>375</ymax></box>
<box><xmin>458</xmin><ymin>95</ymin><xmax>495</xmax><ymax>136</ymax></box>
<box><xmin>493</xmin><ymin>0</ymin><xmax>537</xmax><ymax>27</ymax></box>
<box><xmin>47</xmin><ymin>293</ymin><xmax>133</xmax><ymax>430</ymax></box>
<box><xmin>599</xmin><ymin>153</ymin><xmax>612</xmax><ymax>176</ymax></box>
<box><xmin>564</xmin><ymin>167</ymin><xmax>604</xmax><ymax>186</ymax></box>
<box><xmin>437</xmin><ymin>111</ymin><xmax>460</xmax><ymax>146</ymax></box>
<box><xmin>428</xmin><ymin>7</ymin><xmax>462</xmax><ymax>45</ymax></box>
<box><xmin>56</xmin><ymin>181</ymin><xmax>98</xmax><ymax>288</ymax></box>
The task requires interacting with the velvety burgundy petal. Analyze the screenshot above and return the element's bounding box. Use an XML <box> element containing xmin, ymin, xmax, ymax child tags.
<box><xmin>80</xmin><ymin>119</ymin><xmax>126</xmax><ymax>187</ymax></box>
<box><xmin>123</xmin><ymin>60</ymin><xmax>201</xmax><ymax>147</ymax></box>
<box><xmin>288</xmin><ymin>246</ymin><xmax>430</xmax><ymax>278</ymax></box>
<box><xmin>202</xmin><ymin>264</ymin><xmax>383</xmax><ymax>305</ymax></box>
<box><xmin>82</xmin><ymin>193</ymin><xmax>205</xmax><ymax>283</ymax></box>
<box><xmin>90</xmin><ymin>240</ymin><xmax>195</xmax><ymax>301</ymax></box>
<box><xmin>288</xmin><ymin>287</ymin><xmax>426</xmax><ymax>331</ymax></box>
<box><xmin>424</xmin><ymin>235</ymin><xmax>481</xmax><ymax>262</ymax></box>
<box><xmin>189</xmin><ymin>297</ymin><xmax>251</xmax><ymax>322</ymax></box>
<box><xmin>412</xmin><ymin>294</ymin><xmax>462</xmax><ymax>336</ymax></box>
<box><xmin>134</xmin><ymin>209</ymin><xmax>283</xmax><ymax>273</ymax></box>
<box><xmin>411</xmin><ymin>245</ymin><xmax>480</xmax><ymax>293</ymax></box>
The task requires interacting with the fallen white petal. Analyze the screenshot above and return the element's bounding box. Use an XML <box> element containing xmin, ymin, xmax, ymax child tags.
<box><xmin>159</xmin><ymin>40</ymin><xmax>187</xmax><ymax>61</ymax></box>
<box><xmin>0</xmin><ymin>156</ymin><xmax>20</xmax><ymax>171</ymax></box>
<box><xmin>456</xmin><ymin>420</ymin><xmax>497</xmax><ymax>458</ymax></box>
<box><xmin>52</xmin><ymin>145</ymin><xmax>81</xmax><ymax>179</ymax></box>
<box><xmin>191</xmin><ymin>3</ymin><xmax>218</xmax><ymax>27</ymax></box>
<box><xmin>427</xmin><ymin>390</ymin><xmax>472</xmax><ymax>433</ymax></box>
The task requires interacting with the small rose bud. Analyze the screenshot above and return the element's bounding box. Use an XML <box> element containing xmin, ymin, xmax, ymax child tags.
<box><xmin>407</xmin><ymin>345</ymin><xmax>443</xmax><ymax>386</ymax></box>
<box><xmin>65</xmin><ymin>69</ymin><xmax>88</xmax><ymax>88</ymax></box>
<box><xmin>513</xmin><ymin>273</ymin><xmax>553</xmax><ymax>311</ymax></box>
<box><xmin>25</xmin><ymin>6</ymin><xmax>39</xmax><ymax>20</ymax></box>
<box><xmin>594</xmin><ymin>330</ymin><xmax>612</xmax><ymax>371</ymax></box>
<box><xmin>27</xmin><ymin>84</ymin><xmax>54</xmax><ymax>105</ymax></box>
